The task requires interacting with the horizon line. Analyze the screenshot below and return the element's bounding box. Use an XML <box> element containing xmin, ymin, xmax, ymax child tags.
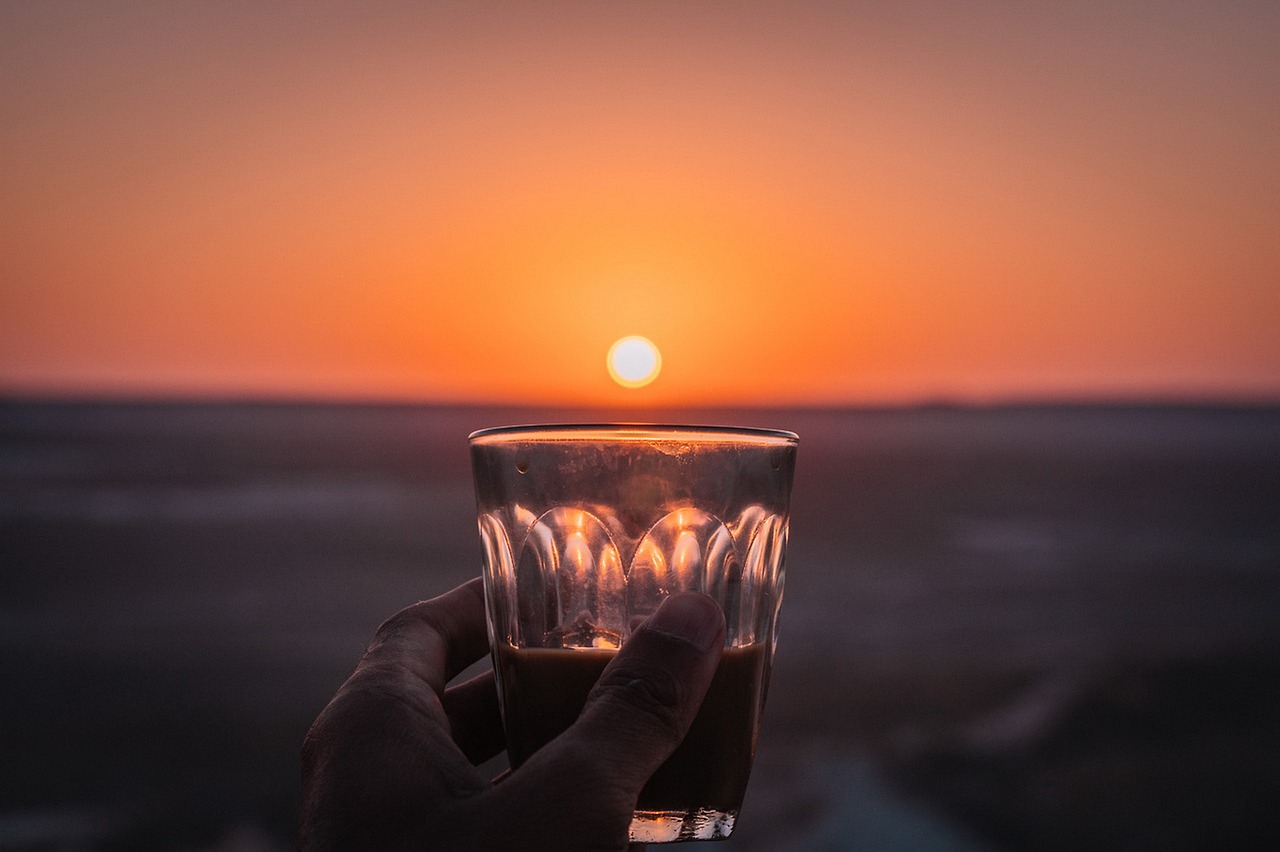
<box><xmin>4</xmin><ymin>388</ymin><xmax>1279</xmax><ymax>412</ymax></box>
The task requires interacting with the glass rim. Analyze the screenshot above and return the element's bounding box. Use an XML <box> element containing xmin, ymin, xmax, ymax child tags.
<box><xmin>468</xmin><ymin>422</ymin><xmax>798</xmax><ymax>446</ymax></box>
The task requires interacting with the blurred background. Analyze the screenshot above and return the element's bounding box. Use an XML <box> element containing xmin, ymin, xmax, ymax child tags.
<box><xmin>3</xmin><ymin>2</ymin><xmax>1278</xmax><ymax>849</ymax></box>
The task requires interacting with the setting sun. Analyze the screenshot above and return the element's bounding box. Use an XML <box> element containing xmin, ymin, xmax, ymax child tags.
<box><xmin>607</xmin><ymin>336</ymin><xmax>662</xmax><ymax>389</ymax></box>
<box><xmin>1</xmin><ymin>3</ymin><xmax>1277</xmax><ymax>406</ymax></box>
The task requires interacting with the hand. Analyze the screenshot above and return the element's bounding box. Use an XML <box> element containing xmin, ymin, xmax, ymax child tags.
<box><xmin>300</xmin><ymin>577</ymin><xmax>726</xmax><ymax>851</ymax></box>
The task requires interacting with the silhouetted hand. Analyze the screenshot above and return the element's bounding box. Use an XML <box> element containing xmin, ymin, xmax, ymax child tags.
<box><xmin>300</xmin><ymin>577</ymin><xmax>726</xmax><ymax>851</ymax></box>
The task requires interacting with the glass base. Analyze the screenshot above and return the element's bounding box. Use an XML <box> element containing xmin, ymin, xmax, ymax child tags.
<box><xmin>629</xmin><ymin>808</ymin><xmax>738</xmax><ymax>843</ymax></box>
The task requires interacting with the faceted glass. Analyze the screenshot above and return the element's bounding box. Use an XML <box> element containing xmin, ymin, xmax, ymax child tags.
<box><xmin>470</xmin><ymin>424</ymin><xmax>797</xmax><ymax>843</ymax></box>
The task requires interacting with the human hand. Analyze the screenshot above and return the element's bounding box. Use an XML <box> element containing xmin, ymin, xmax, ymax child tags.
<box><xmin>299</xmin><ymin>577</ymin><xmax>726</xmax><ymax>851</ymax></box>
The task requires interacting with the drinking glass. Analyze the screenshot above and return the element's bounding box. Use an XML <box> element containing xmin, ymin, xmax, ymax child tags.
<box><xmin>470</xmin><ymin>424</ymin><xmax>797</xmax><ymax>843</ymax></box>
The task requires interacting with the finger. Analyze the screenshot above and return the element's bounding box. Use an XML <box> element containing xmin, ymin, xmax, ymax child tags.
<box><xmin>572</xmin><ymin>592</ymin><xmax>726</xmax><ymax>791</ymax></box>
<box><xmin>484</xmin><ymin>593</ymin><xmax>725</xmax><ymax>846</ymax></box>
<box><xmin>361</xmin><ymin>576</ymin><xmax>489</xmax><ymax>693</ymax></box>
<box><xmin>442</xmin><ymin>670</ymin><xmax>505</xmax><ymax>764</ymax></box>
<box><xmin>301</xmin><ymin>580</ymin><xmax>495</xmax><ymax>848</ymax></box>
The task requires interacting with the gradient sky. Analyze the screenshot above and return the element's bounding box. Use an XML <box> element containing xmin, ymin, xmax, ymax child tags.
<box><xmin>3</xmin><ymin>1</ymin><xmax>1278</xmax><ymax>406</ymax></box>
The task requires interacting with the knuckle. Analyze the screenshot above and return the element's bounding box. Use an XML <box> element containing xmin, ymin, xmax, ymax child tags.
<box><xmin>364</xmin><ymin>603</ymin><xmax>449</xmax><ymax>665</ymax></box>
<box><xmin>372</xmin><ymin>601</ymin><xmax>436</xmax><ymax>644</ymax></box>
<box><xmin>588</xmin><ymin>662</ymin><xmax>688</xmax><ymax>740</ymax></box>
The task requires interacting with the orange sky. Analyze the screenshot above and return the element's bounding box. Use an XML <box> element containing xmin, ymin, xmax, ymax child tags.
<box><xmin>3</xmin><ymin>2</ymin><xmax>1278</xmax><ymax>406</ymax></box>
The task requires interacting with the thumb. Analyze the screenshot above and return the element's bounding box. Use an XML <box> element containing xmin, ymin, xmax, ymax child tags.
<box><xmin>573</xmin><ymin>592</ymin><xmax>727</xmax><ymax>791</ymax></box>
<box><xmin>483</xmin><ymin>593</ymin><xmax>725</xmax><ymax>848</ymax></box>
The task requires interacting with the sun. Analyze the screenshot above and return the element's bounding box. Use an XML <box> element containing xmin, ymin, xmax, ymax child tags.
<box><xmin>607</xmin><ymin>336</ymin><xmax>662</xmax><ymax>389</ymax></box>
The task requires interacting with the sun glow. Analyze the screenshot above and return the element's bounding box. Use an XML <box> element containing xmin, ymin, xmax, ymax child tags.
<box><xmin>607</xmin><ymin>336</ymin><xmax>661</xmax><ymax>389</ymax></box>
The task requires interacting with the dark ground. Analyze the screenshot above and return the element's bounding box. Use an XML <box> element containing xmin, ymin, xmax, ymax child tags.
<box><xmin>2</xmin><ymin>401</ymin><xmax>1278</xmax><ymax>850</ymax></box>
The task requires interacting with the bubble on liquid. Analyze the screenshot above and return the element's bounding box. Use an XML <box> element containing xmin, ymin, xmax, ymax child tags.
<box><xmin>545</xmin><ymin>620</ymin><xmax>623</xmax><ymax>649</ymax></box>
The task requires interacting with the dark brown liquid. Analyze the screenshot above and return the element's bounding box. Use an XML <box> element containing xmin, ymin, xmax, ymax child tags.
<box><xmin>497</xmin><ymin>643</ymin><xmax>768</xmax><ymax>812</ymax></box>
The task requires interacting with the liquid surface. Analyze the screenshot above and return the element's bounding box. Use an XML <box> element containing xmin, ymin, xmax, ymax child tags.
<box><xmin>497</xmin><ymin>643</ymin><xmax>768</xmax><ymax>811</ymax></box>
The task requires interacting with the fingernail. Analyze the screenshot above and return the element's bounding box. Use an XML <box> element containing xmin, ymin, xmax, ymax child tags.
<box><xmin>646</xmin><ymin>593</ymin><xmax>724</xmax><ymax>652</ymax></box>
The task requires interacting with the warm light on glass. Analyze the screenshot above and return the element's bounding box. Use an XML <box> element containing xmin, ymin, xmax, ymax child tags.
<box><xmin>607</xmin><ymin>336</ymin><xmax>661</xmax><ymax>388</ymax></box>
